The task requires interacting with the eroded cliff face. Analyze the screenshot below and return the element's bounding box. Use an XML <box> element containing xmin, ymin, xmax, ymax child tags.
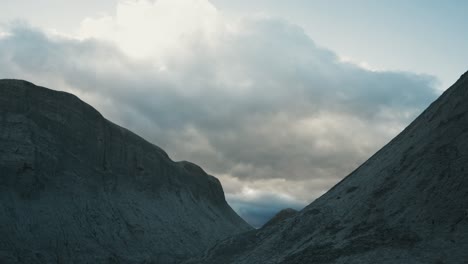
<box><xmin>0</xmin><ymin>80</ymin><xmax>251</xmax><ymax>264</ymax></box>
<box><xmin>193</xmin><ymin>73</ymin><xmax>468</xmax><ymax>264</ymax></box>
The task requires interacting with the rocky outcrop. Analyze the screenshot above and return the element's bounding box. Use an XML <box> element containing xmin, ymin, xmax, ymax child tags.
<box><xmin>0</xmin><ymin>80</ymin><xmax>252</xmax><ymax>264</ymax></box>
<box><xmin>192</xmin><ymin>72</ymin><xmax>468</xmax><ymax>264</ymax></box>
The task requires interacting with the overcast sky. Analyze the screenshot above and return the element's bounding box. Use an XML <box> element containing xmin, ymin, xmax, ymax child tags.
<box><xmin>0</xmin><ymin>0</ymin><xmax>466</xmax><ymax>227</ymax></box>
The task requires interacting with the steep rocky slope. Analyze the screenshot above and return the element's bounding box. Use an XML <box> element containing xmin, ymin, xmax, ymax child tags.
<box><xmin>0</xmin><ymin>80</ymin><xmax>251</xmax><ymax>264</ymax></box>
<box><xmin>262</xmin><ymin>208</ymin><xmax>297</xmax><ymax>229</ymax></box>
<box><xmin>192</xmin><ymin>72</ymin><xmax>468</xmax><ymax>264</ymax></box>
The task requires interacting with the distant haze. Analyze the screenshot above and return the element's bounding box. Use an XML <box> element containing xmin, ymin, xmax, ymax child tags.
<box><xmin>1</xmin><ymin>0</ymin><xmax>466</xmax><ymax>226</ymax></box>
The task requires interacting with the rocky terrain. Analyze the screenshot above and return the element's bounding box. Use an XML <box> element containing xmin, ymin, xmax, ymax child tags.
<box><xmin>0</xmin><ymin>79</ymin><xmax>252</xmax><ymax>264</ymax></box>
<box><xmin>262</xmin><ymin>208</ymin><xmax>297</xmax><ymax>229</ymax></box>
<box><xmin>190</xmin><ymin>72</ymin><xmax>468</xmax><ymax>264</ymax></box>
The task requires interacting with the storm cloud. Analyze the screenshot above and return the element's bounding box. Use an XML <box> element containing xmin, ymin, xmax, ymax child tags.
<box><xmin>0</xmin><ymin>0</ymin><xmax>438</xmax><ymax>226</ymax></box>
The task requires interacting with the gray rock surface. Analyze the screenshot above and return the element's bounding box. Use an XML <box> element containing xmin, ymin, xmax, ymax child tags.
<box><xmin>0</xmin><ymin>79</ymin><xmax>252</xmax><ymax>264</ymax></box>
<box><xmin>262</xmin><ymin>208</ymin><xmax>297</xmax><ymax>229</ymax></box>
<box><xmin>191</xmin><ymin>72</ymin><xmax>468</xmax><ymax>264</ymax></box>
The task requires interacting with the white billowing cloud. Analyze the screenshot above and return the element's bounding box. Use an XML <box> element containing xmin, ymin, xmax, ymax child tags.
<box><xmin>0</xmin><ymin>0</ymin><xmax>438</xmax><ymax>226</ymax></box>
<box><xmin>79</xmin><ymin>0</ymin><xmax>223</xmax><ymax>59</ymax></box>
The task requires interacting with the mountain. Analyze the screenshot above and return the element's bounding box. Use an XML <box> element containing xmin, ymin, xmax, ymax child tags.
<box><xmin>0</xmin><ymin>79</ymin><xmax>252</xmax><ymax>264</ymax></box>
<box><xmin>262</xmin><ymin>208</ymin><xmax>297</xmax><ymax>229</ymax></box>
<box><xmin>191</xmin><ymin>72</ymin><xmax>468</xmax><ymax>264</ymax></box>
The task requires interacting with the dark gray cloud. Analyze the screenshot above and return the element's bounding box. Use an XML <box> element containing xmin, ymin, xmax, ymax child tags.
<box><xmin>0</xmin><ymin>16</ymin><xmax>438</xmax><ymax>226</ymax></box>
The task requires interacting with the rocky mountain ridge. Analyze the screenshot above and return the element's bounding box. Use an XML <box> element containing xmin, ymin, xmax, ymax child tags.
<box><xmin>0</xmin><ymin>79</ymin><xmax>252</xmax><ymax>264</ymax></box>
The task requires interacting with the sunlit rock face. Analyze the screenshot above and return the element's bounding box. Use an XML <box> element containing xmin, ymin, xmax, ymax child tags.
<box><xmin>192</xmin><ymin>72</ymin><xmax>468</xmax><ymax>264</ymax></box>
<box><xmin>0</xmin><ymin>79</ymin><xmax>251</xmax><ymax>264</ymax></box>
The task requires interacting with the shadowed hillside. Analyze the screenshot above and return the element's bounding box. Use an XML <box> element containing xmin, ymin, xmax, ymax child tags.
<box><xmin>0</xmin><ymin>80</ymin><xmax>252</xmax><ymax>264</ymax></box>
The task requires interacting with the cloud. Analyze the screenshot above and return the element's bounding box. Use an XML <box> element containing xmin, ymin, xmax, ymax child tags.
<box><xmin>79</xmin><ymin>0</ymin><xmax>223</xmax><ymax>60</ymax></box>
<box><xmin>0</xmin><ymin>0</ymin><xmax>439</xmax><ymax>226</ymax></box>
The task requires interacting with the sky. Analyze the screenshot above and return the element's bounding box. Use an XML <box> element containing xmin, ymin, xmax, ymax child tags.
<box><xmin>0</xmin><ymin>0</ymin><xmax>466</xmax><ymax>227</ymax></box>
